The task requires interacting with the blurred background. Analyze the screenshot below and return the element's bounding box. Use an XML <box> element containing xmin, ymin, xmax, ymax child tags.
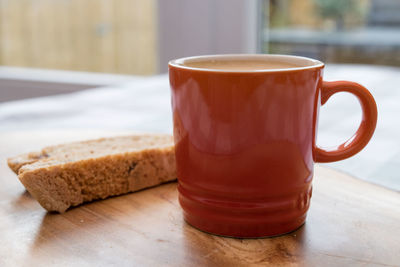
<box><xmin>266</xmin><ymin>0</ymin><xmax>400</xmax><ymax>66</ymax></box>
<box><xmin>1</xmin><ymin>0</ymin><xmax>399</xmax><ymax>77</ymax></box>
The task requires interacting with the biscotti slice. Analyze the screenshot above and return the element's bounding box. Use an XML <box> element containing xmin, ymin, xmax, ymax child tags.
<box><xmin>7</xmin><ymin>134</ymin><xmax>176</xmax><ymax>213</ymax></box>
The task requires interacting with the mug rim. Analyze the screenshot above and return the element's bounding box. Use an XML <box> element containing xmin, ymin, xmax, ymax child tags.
<box><xmin>168</xmin><ymin>54</ymin><xmax>324</xmax><ymax>73</ymax></box>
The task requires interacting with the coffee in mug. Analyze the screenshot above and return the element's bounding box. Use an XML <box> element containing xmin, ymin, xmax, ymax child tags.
<box><xmin>183</xmin><ymin>58</ymin><xmax>302</xmax><ymax>70</ymax></box>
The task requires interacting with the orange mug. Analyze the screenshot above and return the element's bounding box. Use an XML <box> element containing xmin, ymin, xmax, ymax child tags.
<box><xmin>169</xmin><ymin>54</ymin><xmax>377</xmax><ymax>238</ymax></box>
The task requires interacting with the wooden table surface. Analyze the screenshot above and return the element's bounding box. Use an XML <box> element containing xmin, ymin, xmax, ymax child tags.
<box><xmin>0</xmin><ymin>131</ymin><xmax>399</xmax><ymax>267</ymax></box>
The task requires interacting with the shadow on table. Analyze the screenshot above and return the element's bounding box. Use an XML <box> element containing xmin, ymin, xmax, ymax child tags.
<box><xmin>28</xmin><ymin>182</ymin><xmax>179</xmax><ymax>253</ymax></box>
<box><xmin>181</xmin><ymin>219</ymin><xmax>308</xmax><ymax>266</ymax></box>
<box><xmin>10</xmin><ymin>190</ymin><xmax>33</xmax><ymax>206</ymax></box>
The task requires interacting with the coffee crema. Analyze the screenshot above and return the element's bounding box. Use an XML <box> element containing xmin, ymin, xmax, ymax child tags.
<box><xmin>183</xmin><ymin>59</ymin><xmax>302</xmax><ymax>71</ymax></box>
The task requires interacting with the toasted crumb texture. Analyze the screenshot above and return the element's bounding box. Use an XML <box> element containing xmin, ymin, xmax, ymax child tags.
<box><xmin>7</xmin><ymin>134</ymin><xmax>176</xmax><ymax>213</ymax></box>
<box><xmin>7</xmin><ymin>151</ymin><xmax>45</xmax><ymax>174</ymax></box>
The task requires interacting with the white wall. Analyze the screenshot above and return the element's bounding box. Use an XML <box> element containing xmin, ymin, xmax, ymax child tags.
<box><xmin>157</xmin><ymin>0</ymin><xmax>261</xmax><ymax>73</ymax></box>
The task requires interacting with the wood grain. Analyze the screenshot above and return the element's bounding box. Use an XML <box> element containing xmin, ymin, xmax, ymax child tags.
<box><xmin>0</xmin><ymin>131</ymin><xmax>399</xmax><ymax>267</ymax></box>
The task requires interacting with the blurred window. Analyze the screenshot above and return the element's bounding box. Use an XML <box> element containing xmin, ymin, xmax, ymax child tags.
<box><xmin>261</xmin><ymin>0</ymin><xmax>400</xmax><ymax>66</ymax></box>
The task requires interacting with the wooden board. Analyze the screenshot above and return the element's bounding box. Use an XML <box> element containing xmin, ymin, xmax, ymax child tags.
<box><xmin>1</xmin><ymin>130</ymin><xmax>399</xmax><ymax>266</ymax></box>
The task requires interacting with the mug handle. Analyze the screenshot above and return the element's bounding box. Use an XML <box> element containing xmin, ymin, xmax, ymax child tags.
<box><xmin>315</xmin><ymin>81</ymin><xmax>378</xmax><ymax>163</ymax></box>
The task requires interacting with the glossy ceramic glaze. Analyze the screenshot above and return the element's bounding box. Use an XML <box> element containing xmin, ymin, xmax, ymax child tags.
<box><xmin>169</xmin><ymin>54</ymin><xmax>377</xmax><ymax>238</ymax></box>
